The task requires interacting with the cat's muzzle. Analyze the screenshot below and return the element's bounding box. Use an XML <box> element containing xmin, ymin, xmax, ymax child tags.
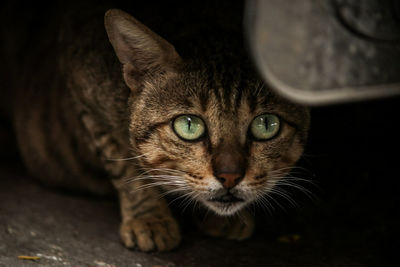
<box><xmin>209</xmin><ymin>191</ymin><xmax>244</xmax><ymax>203</ymax></box>
<box><xmin>203</xmin><ymin>188</ymin><xmax>248</xmax><ymax>215</ymax></box>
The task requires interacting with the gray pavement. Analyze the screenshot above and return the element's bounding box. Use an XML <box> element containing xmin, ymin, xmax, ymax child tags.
<box><xmin>0</xmin><ymin>161</ymin><xmax>394</xmax><ymax>267</ymax></box>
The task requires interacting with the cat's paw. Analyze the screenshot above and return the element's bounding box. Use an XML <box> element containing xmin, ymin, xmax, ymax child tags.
<box><xmin>196</xmin><ymin>210</ymin><xmax>255</xmax><ymax>240</ymax></box>
<box><xmin>120</xmin><ymin>215</ymin><xmax>181</xmax><ymax>252</ymax></box>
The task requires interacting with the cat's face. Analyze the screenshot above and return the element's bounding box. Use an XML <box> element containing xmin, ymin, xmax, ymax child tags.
<box><xmin>129</xmin><ymin>67</ymin><xmax>309</xmax><ymax>215</ymax></box>
<box><xmin>105</xmin><ymin>9</ymin><xmax>310</xmax><ymax>215</ymax></box>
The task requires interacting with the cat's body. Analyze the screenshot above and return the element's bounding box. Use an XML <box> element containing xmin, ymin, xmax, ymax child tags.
<box><xmin>2</xmin><ymin>2</ymin><xmax>310</xmax><ymax>251</ymax></box>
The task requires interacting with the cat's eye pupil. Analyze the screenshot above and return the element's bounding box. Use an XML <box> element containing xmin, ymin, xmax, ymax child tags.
<box><xmin>262</xmin><ymin>117</ymin><xmax>268</xmax><ymax>130</ymax></box>
<box><xmin>173</xmin><ymin>115</ymin><xmax>205</xmax><ymax>141</ymax></box>
<box><xmin>250</xmin><ymin>114</ymin><xmax>280</xmax><ymax>140</ymax></box>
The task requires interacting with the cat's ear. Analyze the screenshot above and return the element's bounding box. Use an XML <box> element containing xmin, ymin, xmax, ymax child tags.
<box><xmin>104</xmin><ymin>9</ymin><xmax>181</xmax><ymax>91</ymax></box>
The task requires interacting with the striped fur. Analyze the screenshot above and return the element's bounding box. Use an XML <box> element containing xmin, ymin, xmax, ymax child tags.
<box><xmin>9</xmin><ymin>8</ymin><xmax>309</xmax><ymax>252</ymax></box>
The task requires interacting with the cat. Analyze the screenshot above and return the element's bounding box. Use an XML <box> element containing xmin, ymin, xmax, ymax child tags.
<box><xmin>7</xmin><ymin>6</ymin><xmax>310</xmax><ymax>252</ymax></box>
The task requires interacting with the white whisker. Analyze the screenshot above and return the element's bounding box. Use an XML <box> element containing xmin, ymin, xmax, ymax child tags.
<box><xmin>181</xmin><ymin>192</ymin><xmax>200</xmax><ymax>214</ymax></box>
<box><xmin>167</xmin><ymin>191</ymin><xmax>196</xmax><ymax>206</ymax></box>
<box><xmin>128</xmin><ymin>180</ymin><xmax>186</xmax><ymax>194</ymax></box>
<box><xmin>268</xmin><ymin>187</ymin><xmax>298</xmax><ymax>208</ymax></box>
<box><xmin>106</xmin><ymin>153</ymin><xmax>149</xmax><ymax>162</ymax></box>
<box><xmin>159</xmin><ymin>187</ymin><xmax>191</xmax><ymax>199</ymax></box>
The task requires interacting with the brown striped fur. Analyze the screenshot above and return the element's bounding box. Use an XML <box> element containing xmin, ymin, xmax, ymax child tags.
<box><xmin>6</xmin><ymin>7</ymin><xmax>309</xmax><ymax>252</ymax></box>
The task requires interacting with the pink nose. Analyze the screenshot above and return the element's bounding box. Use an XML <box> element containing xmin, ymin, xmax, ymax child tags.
<box><xmin>216</xmin><ymin>173</ymin><xmax>243</xmax><ymax>189</ymax></box>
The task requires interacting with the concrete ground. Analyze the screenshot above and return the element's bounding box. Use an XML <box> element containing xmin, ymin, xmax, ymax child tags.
<box><xmin>0</xmin><ymin>162</ymin><xmax>393</xmax><ymax>267</ymax></box>
<box><xmin>1</xmin><ymin>98</ymin><xmax>399</xmax><ymax>267</ymax></box>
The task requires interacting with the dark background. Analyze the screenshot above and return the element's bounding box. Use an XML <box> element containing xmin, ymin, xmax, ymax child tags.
<box><xmin>1</xmin><ymin>1</ymin><xmax>399</xmax><ymax>266</ymax></box>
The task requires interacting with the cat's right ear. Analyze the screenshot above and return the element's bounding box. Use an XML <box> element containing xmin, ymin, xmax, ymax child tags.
<box><xmin>104</xmin><ymin>9</ymin><xmax>181</xmax><ymax>92</ymax></box>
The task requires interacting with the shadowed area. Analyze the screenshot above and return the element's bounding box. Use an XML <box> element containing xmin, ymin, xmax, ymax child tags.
<box><xmin>1</xmin><ymin>98</ymin><xmax>399</xmax><ymax>266</ymax></box>
<box><xmin>1</xmin><ymin>0</ymin><xmax>399</xmax><ymax>265</ymax></box>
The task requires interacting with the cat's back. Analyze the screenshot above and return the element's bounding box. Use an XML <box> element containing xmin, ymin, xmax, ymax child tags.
<box><xmin>0</xmin><ymin>1</ymin><xmax>118</xmax><ymax>194</ymax></box>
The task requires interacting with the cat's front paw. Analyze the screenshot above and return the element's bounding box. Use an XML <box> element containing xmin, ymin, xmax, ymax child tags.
<box><xmin>196</xmin><ymin>210</ymin><xmax>255</xmax><ymax>240</ymax></box>
<box><xmin>120</xmin><ymin>215</ymin><xmax>181</xmax><ymax>252</ymax></box>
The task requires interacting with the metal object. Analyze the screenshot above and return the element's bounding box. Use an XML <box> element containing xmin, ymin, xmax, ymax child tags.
<box><xmin>245</xmin><ymin>0</ymin><xmax>400</xmax><ymax>105</ymax></box>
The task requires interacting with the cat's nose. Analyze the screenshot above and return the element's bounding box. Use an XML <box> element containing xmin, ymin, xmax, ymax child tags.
<box><xmin>216</xmin><ymin>173</ymin><xmax>244</xmax><ymax>189</ymax></box>
<box><xmin>212</xmin><ymin>140</ymin><xmax>247</xmax><ymax>189</ymax></box>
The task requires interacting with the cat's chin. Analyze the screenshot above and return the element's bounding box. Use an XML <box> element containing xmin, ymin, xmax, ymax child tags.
<box><xmin>203</xmin><ymin>199</ymin><xmax>247</xmax><ymax>216</ymax></box>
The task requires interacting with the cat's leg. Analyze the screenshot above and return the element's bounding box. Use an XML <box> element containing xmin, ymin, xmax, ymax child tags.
<box><xmin>195</xmin><ymin>210</ymin><xmax>255</xmax><ymax>241</ymax></box>
<box><xmin>81</xmin><ymin>114</ymin><xmax>180</xmax><ymax>251</ymax></box>
<box><xmin>113</xmin><ymin>177</ymin><xmax>181</xmax><ymax>252</ymax></box>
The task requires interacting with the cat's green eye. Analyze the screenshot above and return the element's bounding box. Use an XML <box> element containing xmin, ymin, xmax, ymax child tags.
<box><xmin>250</xmin><ymin>114</ymin><xmax>280</xmax><ymax>140</ymax></box>
<box><xmin>173</xmin><ymin>115</ymin><xmax>205</xmax><ymax>141</ymax></box>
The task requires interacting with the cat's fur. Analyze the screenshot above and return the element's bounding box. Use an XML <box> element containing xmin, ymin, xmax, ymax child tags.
<box><xmin>4</xmin><ymin>4</ymin><xmax>309</xmax><ymax>252</ymax></box>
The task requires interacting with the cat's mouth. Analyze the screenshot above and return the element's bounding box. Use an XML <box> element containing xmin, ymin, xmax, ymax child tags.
<box><xmin>208</xmin><ymin>193</ymin><xmax>244</xmax><ymax>204</ymax></box>
<box><xmin>205</xmin><ymin>192</ymin><xmax>246</xmax><ymax>215</ymax></box>
<box><xmin>199</xmin><ymin>189</ymin><xmax>248</xmax><ymax>215</ymax></box>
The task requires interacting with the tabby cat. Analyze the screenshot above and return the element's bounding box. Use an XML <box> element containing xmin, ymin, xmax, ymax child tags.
<box><xmin>9</xmin><ymin>8</ymin><xmax>310</xmax><ymax>251</ymax></box>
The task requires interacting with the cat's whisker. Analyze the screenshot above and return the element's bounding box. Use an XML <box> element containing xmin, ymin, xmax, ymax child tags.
<box><xmin>273</xmin><ymin>172</ymin><xmax>318</xmax><ymax>187</ymax></box>
<box><xmin>139</xmin><ymin>180</ymin><xmax>184</xmax><ymax>188</ymax></box>
<box><xmin>264</xmin><ymin>172</ymin><xmax>319</xmax><ymax>205</ymax></box>
<box><xmin>274</xmin><ymin>181</ymin><xmax>318</xmax><ymax>201</ymax></box>
<box><xmin>128</xmin><ymin>179</ymin><xmax>187</xmax><ymax>194</ymax></box>
<box><xmin>167</xmin><ymin>190</ymin><xmax>197</xmax><ymax>206</ymax></box>
<box><xmin>275</xmin><ymin>181</ymin><xmax>313</xmax><ymax>195</ymax></box>
<box><xmin>192</xmin><ymin>198</ymin><xmax>202</xmax><ymax>214</ymax></box>
<box><xmin>129</xmin><ymin>183</ymin><xmax>176</xmax><ymax>193</ymax></box>
<box><xmin>254</xmin><ymin>192</ymin><xmax>275</xmax><ymax>215</ymax></box>
<box><xmin>106</xmin><ymin>153</ymin><xmax>150</xmax><ymax>162</ymax></box>
<box><xmin>180</xmin><ymin>192</ymin><xmax>201</xmax><ymax>214</ymax></box>
<box><xmin>275</xmin><ymin>178</ymin><xmax>314</xmax><ymax>191</ymax></box>
<box><xmin>267</xmin><ymin>187</ymin><xmax>299</xmax><ymax>208</ymax></box>
<box><xmin>135</xmin><ymin>167</ymin><xmax>187</xmax><ymax>176</ymax></box>
<box><xmin>159</xmin><ymin>187</ymin><xmax>191</xmax><ymax>199</ymax></box>
<box><xmin>129</xmin><ymin>185</ymin><xmax>179</xmax><ymax>195</ymax></box>
<box><xmin>266</xmin><ymin>193</ymin><xmax>288</xmax><ymax>213</ymax></box>
<box><xmin>285</xmin><ymin>175</ymin><xmax>314</xmax><ymax>182</ymax></box>
<box><xmin>123</xmin><ymin>177</ymin><xmax>178</xmax><ymax>187</ymax></box>
<box><xmin>268</xmin><ymin>172</ymin><xmax>316</xmax><ymax>186</ymax></box>
<box><xmin>121</xmin><ymin>167</ymin><xmax>186</xmax><ymax>182</ymax></box>
<box><xmin>270</xmin><ymin>165</ymin><xmax>312</xmax><ymax>174</ymax></box>
<box><xmin>137</xmin><ymin>179</ymin><xmax>185</xmax><ymax>187</ymax></box>
<box><xmin>173</xmin><ymin>191</ymin><xmax>199</xmax><ymax>214</ymax></box>
<box><xmin>268</xmin><ymin>166</ymin><xmax>311</xmax><ymax>176</ymax></box>
<box><xmin>131</xmin><ymin>174</ymin><xmax>184</xmax><ymax>181</ymax></box>
<box><xmin>286</xmin><ymin>176</ymin><xmax>319</xmax><ymax>190</ymax></box>
<box><xmin>125</xmin><ymin>174</ymin><xmax>184</xmax><ymax>184</ymax></box>
<box><xmin>137</xmin><ymin>166</ymin><xmax>185</xmax><ymax>172</ymax></box>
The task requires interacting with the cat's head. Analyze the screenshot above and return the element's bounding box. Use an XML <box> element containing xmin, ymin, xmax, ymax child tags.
<box><xmin>105</xmin><ymin>9</ymin><xmax>310</xmax><ymax>215</ymax></box>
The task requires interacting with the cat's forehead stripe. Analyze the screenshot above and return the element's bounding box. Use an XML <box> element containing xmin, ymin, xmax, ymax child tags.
<box><xmin>191</xmin><ymin>66</ymin><xmax>256</xmax><ymax>115</ymax></box>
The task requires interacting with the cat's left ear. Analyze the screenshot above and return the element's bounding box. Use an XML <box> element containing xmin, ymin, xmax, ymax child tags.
<box><xmin>104</xmin><ymin>9</ymin><xmax>181</xmax><ymax>91</ymax></box>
